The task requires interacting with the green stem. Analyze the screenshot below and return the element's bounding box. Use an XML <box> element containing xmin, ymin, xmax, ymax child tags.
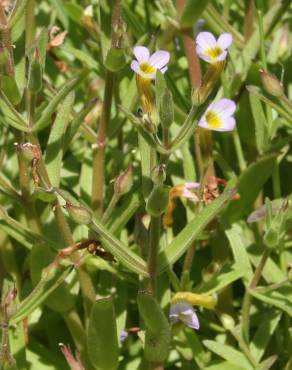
<box><xmin>63</xmin><ymin>309</ymin><xmax>94</xmax><ymax>370</ymax></box>
<box><xmin>101</xmin><ymin>192</ymin><xmax>120</xmax><ymax>224</ymax></box>
<box><xmin>232</xmin><ymin>128</ymin><xmax>247</xmax><ymax>172</ymax></box>
<box><xmin>25</xmin><ymin>0</ymin><xmax>35</xmax><ymax>49</ymax></box>
<box><xmin>241</xmin><ymin>247</ymin><xmax>270</xmax><ymax>343</ymax></box>
<box><xmin>229</xmin><ymin>326</ymin><xmax>258</xmax><ymax>368</ymax></box>
<box><xmin>92</xmin><ymin>70</ymin><xmax>114</xmax><ymax>216</ymax></box>
<box><xmin>147</xmin><ymin>216</ymin><xmax>161</xmax><ymax>295</ymax></box>
<box><xmin>169</xmin><ymin>105</ymin><xmax>197</xmax><ymax>150</ymax></box>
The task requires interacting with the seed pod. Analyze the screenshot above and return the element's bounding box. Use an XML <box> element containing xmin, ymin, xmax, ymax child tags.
<box><xmin>146</xmin><ymin>185</ymin><xmax>169</xmax><ymax>217</ymax></box>
<box><xmin>259</xmin><ymin>70</ymin><xmax>283</xmax><ymax>97</ymax></box>
<box><xmin>105</xmin><ymin>48</ymin><xmax>127</xmax><ymax>72</ymax></box>
<box><xmin>114</xmin><ymin>164</ymin><xmax>133</xmax><ymax>195</ymax></box>
<box><xmin>64</xmin><ymin>203</ymin><xmax>92</xmax><ymax>225</ymax></box>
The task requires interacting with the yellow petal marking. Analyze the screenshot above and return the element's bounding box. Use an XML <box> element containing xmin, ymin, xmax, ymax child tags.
<box><xmin>139</xmin><ymin>62</ymin><xmax>156</xmax><ymax>75</ymax></box>
<box><xmin>205</xmin><ymin>110</ymin><xmax>222</xmax><ymax>129</ymax></box>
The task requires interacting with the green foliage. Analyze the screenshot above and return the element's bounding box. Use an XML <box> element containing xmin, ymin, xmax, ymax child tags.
<box><xmin>0</xmin><ymin>1</ymin><xmax>291</xmax><ymax>369</ymax></box>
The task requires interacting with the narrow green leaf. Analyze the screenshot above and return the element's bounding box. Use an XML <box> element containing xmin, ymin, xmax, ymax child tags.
<box><xmin>137</xmin><ymin>292</ymin><xmax>171</xmax><ymax>362</ymax></box>
<box><xmin>90</xmin><ymin>217</ymin><xmax>148</xmax><ymax>277</ymax></box>
<box><xmin>250</xmin><ymin>310</ymin><xmax>281</xmax><ymax>362</ymax></box>
<box><xmin>203</xmin><ymin>340</ymin><xmax>253</xmax><ymax>370</ymax></box>
<box><xmin>65</xmin><ymin>98</ymin><xmax>97</xmax><ymax>148</ymax></box>
<box><xmin>225</xmin><ymin>223</ymin><xmax>253</xmax><ymax>283</ymax></box>
<box><xmin>157</xmin><ymin>186</ymin><xmax>237</xmax><ymax>274</ymax></box>
<box><xmin>0</xmin><ymin>76</ymin><xmax>21</xmax><ymax>105</ymax></box>
<box><xmin>180</xmin><ymin>0</ymin><xmax>210</xmax><ymax>28</ymax></box>
<box><xmin>45</xmin><ymin>91</ymin><xmax>75</xmax><ymax>186</ymax></box>
<box><xmin>62</xmin><ymin>44</ymin><xmax>100</xmax><ymax>70</ymax></box>
<box><xmin>197</xmin><ymin>264</ymin><xmax>245</xmax><ymax>295</ymax></box>
<box><xmin>204</xmin><ymin>362</ymin><xmax>247</xmax><ymax>370</ymax></box>
<box><xmin>33</xmin><ymin>75</ymin><xmax>85</xmax><ymax>132</ymax></box>
<box><xmin>184</xmin><ymin>328</ymin><xmax>209</xmax><ymax>368</ymax></box>
<box><xmin>10</xmin><ymin>265</ymin><xmax>73</xmax><ymax>324</ymax></box>
<box><xmin>0</xmin><ymin>91</ymin><xmax>29</xmax><ymax>131</ymax></box>
<box><xmin>250</xmin><ymin>286</ymin><xmax>292</xmax><ymax>316</ymax></box>
<box><xmin>222</xmin><ymin>154</ymin><xmax>277</xmax><ymax>223</ymax></box>
<box><xmin>249</xmin><ymin>94</ymin><xmax>269</xmax><ymax>153</ymax></box>
<box><xmin>87</xmin><ymin>297</ymin><xmax>119</xmax><ymax>370</ymax></box>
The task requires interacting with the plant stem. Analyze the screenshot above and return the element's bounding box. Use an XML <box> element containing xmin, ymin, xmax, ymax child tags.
<box><xmin>241</xmin><ymin>247</ymin><xmax>270</xmax><ymax>343</ymax></box>
<box><xmin>101</xmin><ymin>192</ymin><xmax>120</xmax><ymax>224</ymax></box>
<box><xmin>63</xmin><ymin>309</ymin><xmax>94</xmax><ymax>370</ymax></box>
<box><xmin>147</xmin><ymin>216</ymin><xmax>161</xmax><ymax>295</ymax></box>
<box><xmin>25</xmin><ymin>0</ymin><xmax>35</xmax><ymax>49</ymax></box>
<box><xmin>92</xmin><ymin>70</ymin><xmax>114</xmax><ymax>216</ymax></box>
<box><xmin>232</xmin><ymin>128</ymin><xmax>247</xmax><ymax>172</ymax></box>
<box><xmin>92</xmin><ymin>0</ymin><xmax>121</xmax><ymax>216</ymax></box>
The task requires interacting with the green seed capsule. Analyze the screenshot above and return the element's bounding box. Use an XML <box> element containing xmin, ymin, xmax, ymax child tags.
<box><xmin>146</xmin><ymin>186</ymin><xmax>169</xmax><ymax>217</ymax></box>
<box><xmin>105</xmin><ymin>48</ymin><xmax>126</xmax><ymax>72</ymax></box>
<box><xmin>160</xmin><ymin>88</ymin><xmax>174</xmax><ymax>128</ymax></box>
<box><xmin>28</xmin><ymin>60</ymin><xmax>43</xmax><ymax>93</ymax></box>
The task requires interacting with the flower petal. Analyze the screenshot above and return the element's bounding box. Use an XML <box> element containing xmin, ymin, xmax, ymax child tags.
<box><xmin>149</xmin><ymin>50</ymin><xmax>170</xmax><ymax>69</ymax></box>
<box><xmin>196</xmin><ymin>32</ymin><xmax>217</xmax><ymax>50</ymax></box>
<box><xmin>198</xmin><ymin>116</ymin><xmax>209</xmax><ymax>129</ymax></box>
<box><xmin>216</xmin><ymin>50</ymin><xmax>228</xmax><ymax>62</ymax></box>
<box><xmin>130</xmin><ymin>60</ymin><xmax>140</xmax><ymax>74</ymax></box>
<box><xmin>215</xmin><ymin>117</ymin><xmax>236</xmax><ymax>132</ymax></box>
<box><xmin>212</xmin><ymin>99</ymin><xmax>236</xmax><ymax>118</ymax></box>
<box><xmin>133</xmin><ymin>46</ymin><xmax>150</xmax><ymax>64</ymax></box>
<box><xmin>185</xmin><ymin>182</ymin><xmax>200</xmax><ymax>189</ymax></box>
<box><xmin>160</xmin><ymin>66</ymin><xmax>168</xmax><ymax>74</ymax></box>
<box><xmin>217</xmin><ymin>33</ymin><xmax>233</xmax><ymax>49</ymax></box>
<box><xmin>181</xmin><ymin>310</ymin><xmax>200</xmax><ymax>330</ymax></box>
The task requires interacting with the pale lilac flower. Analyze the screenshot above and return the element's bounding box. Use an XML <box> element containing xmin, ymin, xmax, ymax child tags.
<box><xmin>120</xmin><ymin>330</ymin><xmax>128</xmax><ymax>342</ymax></box>
<box><xmin>196</xmin><ymin>32</ymin><xmax>232</xmax><ymax>64</ymax></box>
<box><xmin>198</xmin><ymin>98</ymin><xmax>236</xmax><ymax>132</ymax></box>
<box><xmin>181</xmin><ymin>182</ymin><xmax>200</xmax><ymax>202</ymax></box>
<box><xmin>130</xmin><ymin>46</ymin><xmax>170</xmax><ymax>79</ymax></box>
<box><xmin>169</xmin><ymin>302</ymin><xmax>200</xmax><ymax>330</ymax></box>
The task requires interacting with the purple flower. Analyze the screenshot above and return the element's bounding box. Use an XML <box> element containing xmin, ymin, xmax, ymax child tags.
<box><xmin>120</xmin><ymin>330</ymin><xmax>128</xmax><ymax>342</ymax></box>
<box><xmin>169</xmin><ymin>302</ymin><xmax>200</xmax><ymax>330</ymax></box>
<box><xmin>198</xmin><ymin>98</ymin><xmax>236</xmax><ymax>132</ymax></box>
<box><xmin>130</xmin><ymin>46</ymin><xmax>170</xmax><ymax>79</ymax></box>
<box><xmin>196</xmin><ymin>32</ymin><xmax>232</xmax><ymax>64</ymax></box>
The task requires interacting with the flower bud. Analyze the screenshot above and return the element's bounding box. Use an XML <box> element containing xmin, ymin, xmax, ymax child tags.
<box><xmin>171</xmin><ymin>292</ymin><xmax>216</xmax><ymax>310</ymax></box>
<box><xmin>15</xmin><ymin>142</ymin><xmax>41</xmax><ymax>162</ymax></box>
<box><xmin>64</xmin><ymin>202</ymin><xmax>92</xmax><ymax>225</ymax></box>
<box><xmin>259</xmin><ymin>70</ymin><xmax>283</xmax><ymax>97</ymax></box>
<box><xmin>264</xmin><ymin>227</ymin><xmax>279</xmax><ymax>248</ymax></box>
<box><xmin>146</xmin><ymin>185</ymin><xmax>169</xmax><ymax>217</ymax></box>
<box><xmin>114</xmin><ymin>164</ymin><xmax>133</xmax><ymax>195</ymax></box>
<box><xmin>151</xmin><ymin>164</ymin><xmax>166</xmax><ymax>185</ymax></box>
<box><xmin>220</xmin><ymin>313</ymin><xmax>235</xmax><ymax>330</ymax></box>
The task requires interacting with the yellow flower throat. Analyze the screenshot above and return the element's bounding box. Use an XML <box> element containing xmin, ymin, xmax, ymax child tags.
<box><xmin>206</xmin><ymin>47</ymin><xmax>222</xmax><ymax>60</ymax></box>
<box><xmin>206</xmin><ymin>111</ymin><xmax>221</xmax><ymax>128</ymax></box>
<box><xmin>140</xmin><ymin>62</ymin><xmax>156</xmax><ymax>75</ymax></box>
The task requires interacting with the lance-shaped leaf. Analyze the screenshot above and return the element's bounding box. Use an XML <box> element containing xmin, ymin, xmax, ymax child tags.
<box><xmin>249</xmin><ymin>94</ymin><xmax>269</xmax><ymax>153</ymax></box>
<box><xmin>55</xmin><ymin>189</ymin><xmax>148</xmax><ymax>276</ymax></box>
<box><xmin>10</xmin><ymin>264</ymin><xmax>73</xmax><ymax>324</ymax></box>
<box><xmin>0</xmin><ymin>91</ymin><xmax>29</xmax><ymax>131</ymax></box>
<box><xmin>45</xmin><ymin>91</ymin><xmax>75</xmax><ymax>187</ymax></box>
<box><xmin>203</xmin><ymin>340</ymin><xmax>253</xmax><ymax>370</ymax></box>
<box><xmin>157</xmin><ymin>186</ymin><xmax>237</xmax><ymax>274</ymax></box>
<box><xmin>180</xmin><ymin>0</ymin><xmax>210</xmax><ymax>28</ymax></box>
<box><xmin>87</xmin><ymin>297</ymin><xmax>119</xmax><ymax>370</ymax></box>
<box><xmin>222</xmin><ymin>154</ymin><xmax>277</xmax><ymax>224</ymax></box>
<box><xmin>137</xmin><ymin>291</ymin><xmax>171</xmax><ymax>362</ymax></box>
<box><xmin>33</xmin><ymin>74</ymin><xmax>86</xmax><ymax>132</ymax></box>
